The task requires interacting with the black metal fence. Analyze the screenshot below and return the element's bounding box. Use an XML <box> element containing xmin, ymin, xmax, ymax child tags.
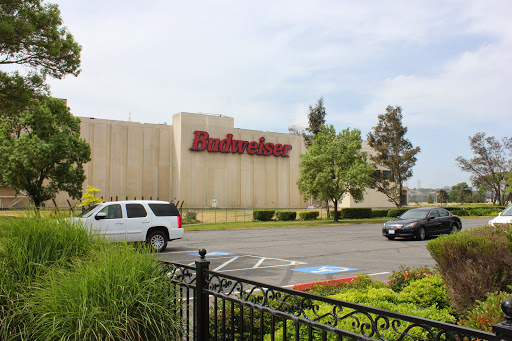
<box><xmin>163</xmin><ymin>249</ymin><xmax>512</xmax><ymax>341</ymax></box>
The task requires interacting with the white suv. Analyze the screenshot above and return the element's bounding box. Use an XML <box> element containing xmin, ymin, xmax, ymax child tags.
<box><xmin>73</xmin><ymin>200</ymin><xmax>183</xmax><ymax>252</ymax></box>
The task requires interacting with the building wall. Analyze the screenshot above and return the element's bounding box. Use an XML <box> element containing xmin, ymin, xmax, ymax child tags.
<box><xmin>55</xmin><ymin>117</ymin><xmax>173</xmax><ymax>205</ymax></box>
<box><xmin>45</xmin><ymin>112</ymin><xmax>396</xmax><ymax>209</ymax></box>
<box><xmin>171</xmin><ymin>113</ymin><xmax>306</xmax><ymax>208</ymax></box>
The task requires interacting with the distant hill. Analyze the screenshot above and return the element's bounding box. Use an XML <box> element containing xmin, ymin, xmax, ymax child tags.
<box><xmin>407</xmin><ymin>187</ymin><xmax>450</xmax><ymax>203</ymax></box>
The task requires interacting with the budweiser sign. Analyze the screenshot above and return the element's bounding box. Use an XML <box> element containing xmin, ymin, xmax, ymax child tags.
<box><xmin>190</xmin><ymin>131</ymin><xmax>292</xmax><ymax>157</ymax></box>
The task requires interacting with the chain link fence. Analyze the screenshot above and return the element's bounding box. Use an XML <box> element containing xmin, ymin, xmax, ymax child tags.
<box><xmin>180</xmin><ymin>207</ymin><xmax>328</xmax><ymax>224</ymax></box>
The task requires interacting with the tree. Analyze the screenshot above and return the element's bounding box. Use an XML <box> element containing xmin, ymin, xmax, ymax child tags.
<box><xmin>297</xmin><ymin>125</ymin><xmax>375</xmax><ymax>222</ymax></box>
<box><xmin>456</xmin><ymin>132</ymin><xmax>512</xmax><ymax>206</ymax></box>
<box><xmin>0</xmin><ymin>1</ymin><xmax>86</xmax><ymax>208</ymax></box>
<box><xmin>0</xmin><ymin>0</ymin><xmax>81</xmax><ymax>120</ymax></box>
<box><xmin>426</xmin><ymin>194</ymin><xmax>434</xmax><ymax>204</ymax></box>
<box><xmin>0</xmin><ymin>71</ymin><xmax>48</xmax><ymax>119</ymax></box>
<box><xmin>436</xmin><ymin>189</ymin><xmax>448</xmax><ymax>206</ymax></box>
<box><xmin>367</xmin><ymin>106</ymin><xmax>421</xmax><ymax>207</ymax></box>
<box><xmin>448</xmin><ymin>182</ymin><xmax>473</xmax><ymax>203</ymax></box>
<box><xmin>0</xmin><ymin>97</ymin><xmax>91</xmax><ymax>207</ymax></box>
<box><xmin>79</xmin><ymin>185</ymin><xmax>104</xmax><ymax>207</ymax></box>
<box><xmin>0</xmin><ymin>0</ymin><xmax>81</xmax><ymax>79</ymax></box>
<box><xmin>472</xmin><ymin>185</ymin><xmax>487</xmax><ymax>203</ymax></box>
<box><xmin>303</xmin><ymin>97</ymin><xmax>326</xmax><ymax>147</ymax></box>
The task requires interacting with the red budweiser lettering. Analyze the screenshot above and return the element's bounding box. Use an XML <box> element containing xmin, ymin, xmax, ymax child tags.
<box><xmin>190</xmin><ymin>131</ymin><xmax>292</xmax><ymax>157</ymax></box>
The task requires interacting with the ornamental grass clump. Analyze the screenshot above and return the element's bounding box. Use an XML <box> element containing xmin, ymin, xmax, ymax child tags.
<box><xmin>0</xmin><ymin>214</ymin><xmax>104</xmax><ymax>338</ymax></box>
<box><xmin>0</xmin><ymin>215</ymin><xmax>183</xmax><ymax>340</ymax></box>
<box><xmin>0</xmin><ymin>214</ymin><xmax>101</xmax><ymax>284</ymax></box>
<box><xmin>27</xmin><ymin>243</ymin><xmax>183</xmax><ymax>340</ymax></box>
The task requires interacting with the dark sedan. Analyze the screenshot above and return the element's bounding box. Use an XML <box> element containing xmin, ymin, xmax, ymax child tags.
<box><xmin>382</xmin><ymin>207</ymin><xmax>462</xmax><ymax>241</ymax></box>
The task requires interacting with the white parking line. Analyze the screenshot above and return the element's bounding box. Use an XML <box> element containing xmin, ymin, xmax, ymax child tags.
<box><xmin>213</xmin><ymin>256</ymin><xmax>240</xmax><ymax>271</ymax></box>
<box><xmin>368</xmin><ymin>272</ymin><xmax>390</xmax><ymax>276</ymax></box>
<box><xmin>253</xmin><ymin>257</ymin><xmax>266</xmax><ymax>268</ymax></box>
<box><xmin>220</xmin><ymin>261</ymin><xmax>307</xmax><ymax>272</ymax></box>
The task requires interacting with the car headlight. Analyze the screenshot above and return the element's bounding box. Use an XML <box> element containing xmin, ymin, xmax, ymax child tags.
<box><xmin>404</xmin><ymin>222</ymin><xmax>417</xmax><ymax>228</ymax></box>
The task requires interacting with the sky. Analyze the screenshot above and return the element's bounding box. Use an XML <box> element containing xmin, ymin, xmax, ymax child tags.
<box><xmin>41</xmin><ymin>0</ymin><xmax>512</xmax><ymax>189</ymax></box>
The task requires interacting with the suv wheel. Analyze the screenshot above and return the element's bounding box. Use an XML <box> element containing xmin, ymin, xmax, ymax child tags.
<box><xmin>147</xmin><ymin>231</ymin><xmax>168</xmax><ymax>252</ymax></box>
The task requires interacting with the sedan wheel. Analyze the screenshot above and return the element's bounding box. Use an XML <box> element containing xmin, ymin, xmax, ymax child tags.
<box><xmin>387</xmin><ymin>236</ymin><xmax>395</xmax><ymax>240</ymax></box>
<box><xmin>450</xmin><ymin>224</ymin><xmax>458</xmax><ymax>234</ymax></box>
<box><xmin>416</xmin><ymin>227</ymin><xmax>426</xmax><ymax>241</ymax></box>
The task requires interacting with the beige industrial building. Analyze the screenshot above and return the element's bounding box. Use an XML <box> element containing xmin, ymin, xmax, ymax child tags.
<box><xmin>0</xmin><ymin>112</ymin><xmax>397</xmax><ymax>209</ymax></box>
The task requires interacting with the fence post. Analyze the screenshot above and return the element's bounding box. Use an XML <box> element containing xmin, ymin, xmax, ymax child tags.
<box><xmin>493</xmin><ymin>299</ymin><xmax>512</xmax><ymax>341</ymax></box>
<box><xmin>195</xmin><ymin>249</ymin><xmax>210</xmax><ymax>341</ymax></box>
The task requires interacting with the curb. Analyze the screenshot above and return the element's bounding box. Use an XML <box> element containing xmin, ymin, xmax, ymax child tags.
<box><xmin>293</xmin><ymin>276</ymin><xmax>358</xmax><ymax>291</ymax></box>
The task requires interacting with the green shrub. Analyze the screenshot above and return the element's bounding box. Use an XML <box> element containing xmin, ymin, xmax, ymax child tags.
<box><xmin>388</xmin><ymin>265</ymin><xmax>437</xmax><ymax>292</ymax></box>
<box><xmin>276</xmin><ymin>211</ymin><xmax>297</xmax><ymax>221</ymax></box>
<box><xmin>452</xmin><ymin>209</ymin><xmax>469</xmax><ymax>216</ymax></box>
<box><xmin>26</xmin><ymin>244</ymin><xmax>183</xmax><ymax>340</ymax></box>
<box><xmin>398</xmin><ymin>275</ymin><xmax>451</xmax><ymax>309</ymax></box>
<box><xmin>339</xmin><ymin>208</ymin><xmax>372</xmax><ymax>219</ymax></box>
<box><xmin>372</xmin><ymin>209</ymin><xmax>389</xmax><ymax>218</ymax></box>
<box><xmin>269</xmin><ymin>285</ymin><xmax>455</xmax><ymax>340</ymax></box>
<box><xmin>459</xmin><ymin>288</ymin><xmax>512</xmax><ymax>332</ymax></box>
<box><xmin>468</xmin><ymin>208</ymin><xmax>498</xmax><ymax>216</ymax></box>
<box><xmin>253</xmin><ymin>210</ymin><xmax>275</xmax><ymax>221</ymax></box>
<box><xmin>209</xmin><ymin>298</ymin><xmax>273</xmax><ymax>340</ymax></box>
<box><xmin>299</xmin><ymin>211</ymin><xmax>319</xmax><ymax>220</ymax></box>
<box><xmin>309</xmin><ymin>275</ymin><xmax>387</xmax><ymax>296</ymax></box>
<box><xmin>387</xmin><ymin>208</ymin><xmax>409</xmax><ymax>217</ymax></box>
<box><xmin>185</xmin><ymin>210</ymin><xmax>199</xmax><ymax>223</ymax></box>
<box><xmin>427</xmin><ymin>224</ymin><xmax>512</xmax><ymax>312</ymax></box>
<box><xmin>446</xmin><ymin>206</ymin><xmax>505</xmax><ymax>215</ymax></box>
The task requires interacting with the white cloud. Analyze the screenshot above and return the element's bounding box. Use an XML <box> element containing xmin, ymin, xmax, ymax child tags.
<box><xmin>39</xmin><ymin>0</ymin><xmax>512</xmax><ymax>188</ymax></box>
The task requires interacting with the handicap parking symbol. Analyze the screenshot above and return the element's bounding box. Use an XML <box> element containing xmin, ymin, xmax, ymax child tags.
<box><xmin>292</xmin><ymin>265</ymin><xmax>358</xmax><ymax>274</ymax></box>
<box><xmin>189</xmin><ymin>251</ymin><xmax>233</xmax><ymax>256</ymax></box>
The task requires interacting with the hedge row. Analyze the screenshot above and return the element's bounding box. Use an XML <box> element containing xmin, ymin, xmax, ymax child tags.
<box><xmin>254</xmin><ymin>205</ymin><xmax>503</xmax><ymax>222</ymax></box>
<box><xmin>253</xmin><ymin>210</ymin><xmax>276</xmax><ymax>221</ymax></box>
<box><xmin>276</xmin><ymin>211</ymin><xmax>297</xmax><ymax>221</ymax></box>
<box><xmin>299</xmin><ymin>211</ymin><xmax>319</xmax><ymax>220</ymax></box>
<box><xmin>254</xmin><ymin>210</ymin><xmax>318</xmax><ymax>221</ymax></box>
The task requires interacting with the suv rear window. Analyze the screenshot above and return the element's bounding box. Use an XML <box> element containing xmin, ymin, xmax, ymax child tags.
<box><xmin>148</xmin><ymin>203</ymin><xmax>180</xmax><ymax>216</ymax></box>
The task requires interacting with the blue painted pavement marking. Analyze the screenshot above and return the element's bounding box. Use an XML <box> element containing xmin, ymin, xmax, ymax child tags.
<box><xmin>188</xmin><ymin>251</ymin><xmax>234</xmax><ymax>256</ymax></box>
<box><xmin>292</xmin><ymin>265</ymin><xmax>359</xmax><ymax>274</ymax></box>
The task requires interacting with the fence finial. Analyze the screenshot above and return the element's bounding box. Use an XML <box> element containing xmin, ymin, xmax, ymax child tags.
<box><xmin>502</xmin><ymin>299</ymin><xmax>512</xmax><ymax>325</ymax></box>
<box><xmin>199</xmin><ymin>248</ymin><xmax>207</xmax><ymax>260</ymax></box>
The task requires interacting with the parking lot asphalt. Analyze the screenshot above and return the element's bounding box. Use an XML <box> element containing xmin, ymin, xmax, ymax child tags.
<box><xmin>157</xmin><ymin>217</ymin><xmax>490</xmax><ymax>288</ymax></box>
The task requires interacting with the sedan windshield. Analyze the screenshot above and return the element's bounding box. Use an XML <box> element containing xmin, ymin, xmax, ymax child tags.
<box><xmin>399</xmin><ymin>210</ymin><xmax>428</xmax><ymax>220</ymax></box>
<box><xmin>76</xmin><ymin>204</ymin><xmax>100</xmax><ymax>218</ymax></box>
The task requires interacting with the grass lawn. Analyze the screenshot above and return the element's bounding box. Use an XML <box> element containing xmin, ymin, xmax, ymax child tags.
<box><xmin>185</xmin><ymin>217</ymin><xmax>391</xmax><ymax>230</ymax></box>
<box><xmin>183</xmin><ymin>215</ymin><xmax>493</xmax><ymax>231</ymax></box>
<box><xmin>1</xmin><ymin>208</ymin><xmax>493</xmax><ymax>231</ymax></box>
